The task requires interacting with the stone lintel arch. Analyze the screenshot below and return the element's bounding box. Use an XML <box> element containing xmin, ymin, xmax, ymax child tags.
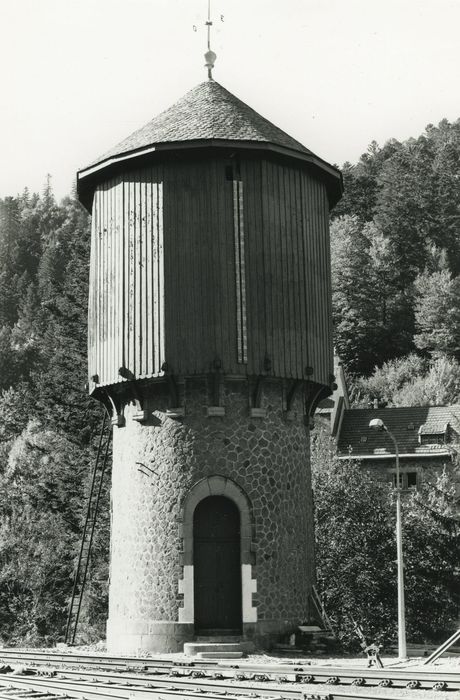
<box><xmin>182</xmin><ymin>475</ymin><xmax>252</xmax><ymax>566</ymax></box>
<box><xmin>178</xmin><ymin>476</ymin><xmax>257</xmax><ymax>626</ymax></box>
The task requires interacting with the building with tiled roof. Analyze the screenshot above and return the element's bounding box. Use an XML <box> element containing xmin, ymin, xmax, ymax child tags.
<box><xmin>319</xmin><ymin>359</ymin><xmax>460</xmax><ymax>492</ymax></box>
<box><xmin>337</xmin><ymin>406</ymin><xmax>460</xmax><ymax>460</ymax></box>
<box><xmin>337</xmin><ymin>405</ymin><xmax>460</xmax><ymax>491</ymax></box>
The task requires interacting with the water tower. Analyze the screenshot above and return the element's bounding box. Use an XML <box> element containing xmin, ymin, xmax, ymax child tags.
<box><xmin>77</xmin><ymin>41</ymin><xmax>342</xmax><ymax>652</ymax></box>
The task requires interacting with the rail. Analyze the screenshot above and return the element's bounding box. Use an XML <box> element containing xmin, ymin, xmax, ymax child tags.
<box><xmin>0</xmin><ymin>673</ymin><xmax>423</xmax><ymax>700</ymax></box>
<box><xmin>0</xmin><ymin>649</ymin><xmax>457</xmax><ymax>694</ymax></box>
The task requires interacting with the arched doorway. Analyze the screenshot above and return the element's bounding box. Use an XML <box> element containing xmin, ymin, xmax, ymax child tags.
<box><xmin>193</xmin><ymin>496</ymin><xmax>242</xmax><ymax>634</ymax></box>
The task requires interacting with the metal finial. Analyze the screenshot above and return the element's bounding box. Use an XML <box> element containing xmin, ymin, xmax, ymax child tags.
<box><xmin>204</xmin><ymin>0</ymin><xmax>216</xmax><ymax>79</ymax></box>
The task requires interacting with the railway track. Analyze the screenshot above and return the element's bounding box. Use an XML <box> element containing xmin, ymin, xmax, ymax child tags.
<box><xmin>0</xmin><ymin>673</ymin><xmax>420</xmax><ymax>700</ymax></box>
<box><xmin>1</xmin><ymin>661</ymin><xmax>457</xmax><ymax>692</ymax></box>
<box><xmin>0</xmin><ymin>649</ymin><xmax>456</xmax><ymax>698</ymax></box>
<box><xmin>0</xmin><ymin>687</ymin><xmax>71</xmax><ymax>700</ymax></box>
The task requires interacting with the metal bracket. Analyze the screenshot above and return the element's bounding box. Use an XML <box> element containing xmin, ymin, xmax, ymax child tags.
<box><xmin>286</xmin><ymin>379</ymin><xmax>305</xmax><ymax>412</ymax></box>
<box><xmin>211</xmin><ymin>365</ymin><xmax>222</xmax><ymax>406</ymax></box>
<box><xmin>128</xmin><ymin>385</ymin><xmax>149</xmax><ymax>423</ymax></box>
<box><xmin>253</xmin><ymin>375</ymin><xmax>267</xmax><ymax>408</ymax></box>
<box><xmin>305</xmin><ymin>382</ymin><xmax>331</xmax><ymax>429</ymax></box>
<box><xmin>207</xmin><ymin>357</ymin><xmax>225</xmax><ymax>415</ymax></box>
<box><xmin>118</xmin><ymin>367</ymin><xmax>149</xmax><ymax>423</ymax></box>
<box><xmin>104</xmin><ymin>390</ymin><xmax>125</xmax><ymax>427</ymax></box>
<box><xmin>161</xmin><ymin>362</ymin><xmax>181</xmax><ymax>415</ymax></box>
<box><xmin>251</xmin><ymin>354</ymin><xmax>272</xmax><ymax>409</ymax></box>
<box><xmin>249</xmin><ymin>375</ymin><xmax>268</xmax><ymax>418</ymax></box>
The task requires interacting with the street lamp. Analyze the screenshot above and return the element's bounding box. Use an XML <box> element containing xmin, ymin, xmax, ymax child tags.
<box><xmin>369</xmin><ymin>417</ymin><xmax>407</xmax><ymax>661</ymax></box>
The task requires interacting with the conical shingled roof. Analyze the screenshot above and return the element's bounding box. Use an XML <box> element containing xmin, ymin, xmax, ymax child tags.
<box><xmin>78</xmin><ymin>79</ymin><xmax>342</xmax><ymax>210</ymax></box>
<box><xmin>94</xmin><ymin>80</ymin><xmax>314</xmax><ymax>164</ymax></box>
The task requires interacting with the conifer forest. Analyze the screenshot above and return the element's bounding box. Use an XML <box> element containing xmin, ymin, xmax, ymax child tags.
<box><xmin>0</xmin><ymin>119</ymin><xmax>459</xmax><ymax>648</ymax></box>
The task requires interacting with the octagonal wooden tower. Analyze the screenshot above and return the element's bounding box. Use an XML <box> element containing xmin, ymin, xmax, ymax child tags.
<box><xmin>77</xmin><ymin>79</ymin><xmax>342</xmax><ymax>653</ymax></box>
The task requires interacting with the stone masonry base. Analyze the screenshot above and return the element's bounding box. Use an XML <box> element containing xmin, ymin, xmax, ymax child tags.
<box><xmin>107</xmin><ymin>379</ymin><xmax>316</xmax><ymax>654</ymax></box>
<box><xmin>107</xmin><ymin>618</ymin><xmax>194</xmax><ymax>654</ymax></box>
<box><xmin>107</xmin><ymin>617</ymin><xmax>304</xmax><ymax>654</ymax></box>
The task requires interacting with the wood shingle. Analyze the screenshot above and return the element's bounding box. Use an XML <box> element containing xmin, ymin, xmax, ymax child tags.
<box><xmin>94</xmin><ymin>80</ymin><xmax>314</xmax><ymax>163</ymax></box>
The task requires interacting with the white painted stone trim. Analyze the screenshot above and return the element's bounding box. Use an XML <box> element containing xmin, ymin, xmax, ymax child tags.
<box><xmin>157</xmin><ymin>181</ymin><xmax>165</xmax><ymax>369</ymax></box>
<box><xmin>241</xmin><ymin>564</ymin><xmax>257</xmax><ymax>622</ymax></box>
<box><xmin>178</xmin><ymin>564</ymin><xmax>194</xmax><ymax>623</ymax></box>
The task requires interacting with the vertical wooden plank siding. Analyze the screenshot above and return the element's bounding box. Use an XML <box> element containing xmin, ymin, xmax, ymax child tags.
<box><xmin>110</xmin><ymin>180</ymin><xmax>117</xmax><ymax>383</ymax></box>
<box><xmin>115</xmin><ymin>176</ymin><xmax>123</xmax><ymax>383</ymax></box>
<box><xmin>97</xmin><ymin>185</ymin><xmax>103</xmax><ymax>386</ymax></box>
<box><xmin>140</xmin><ymin>177</ymin><xmax>147</xmax><ymax>378</ymax></box>
<box><xmin>151</xmin><ymin>178</ymin><xmax>159</xmax><ymax>376</ymax></box>
<box><xmin>288</xmin><ymin>168</ymin><xmax>300</xmax><ymax>375</ymax></box>
<box><xmin>238</xmin><ymin>182</ymin><xmax>248</xmax><ymax>364</ymax></box>
<box><xmin>301</xmin><ymin>171</ymin><xmax>332</xmax><ymax>385</ymax></box>
<box><xmin>233</xmin><ymin>179</ymin><xmax>247</xmax><ymax>364</ymax></box>
<box><xmin>88</xmin><ymin>157</ymin><xmax>332</xmax><ymax>389</ymax></box>
<box><xmin>157</xmin><ymin>181</ymin><xmax>165</xmax><ymax>371</ymax></box>
<box><xmin>195</xmin><ymin>161</ymin><xmax>205</xmax><ymax>368</ymax></box>
<box><xmin>89</xmin><ymin>172</ymin><xmax>164</xmax><ymax>386</ymax></box>
<box><xmin>144</xmin><ymin>176</ymin><xmax>152</xmax><ymax>376</ymax></box>
<box><xmin>88</xmin><ymin>194</ymin><xmax>97</xmax><ymax>387</ymax></box>
<box><xmin>210</xmin><ymin>159</ymin><xmax>221</xmax><ymax>362</ymax></box>
<box><xmin>219</xmin><ymin>161</ymin><xmax>236</xmax><ymax>371</ymax></box>
<box><xmin>280</xmin><ymin>164</ymin><xmax>292</xmax><ymax>377</ymax></box>
<box><xmin>127</xmin><ymin>179</ymin><xmax>135</xmax><ymax>378</ymax></box>
<box><xmin>123</xmin><ymin>177</ymin><xmax>130</xmax><ymax>373</ymax></box>
<box><xmin>97</xmin><ymin>186</ymin><xmax>102</xmax><ymax>385</ymax></box>
<box><xmin>106</xmin><ymin>181</ymin><xmax>112</xmax><ymax>384</ymax></box>
<box><xmin>294</xmin><ymin>168</ymin><xmax>307</xmax><ymax>373</ymax></box>
<box><xmin>101</xmin><ymin>184</ymin><xmax>107</xmax><ymax>386</ymax></box>
<box><xmin>241</xmin><ymin>158</ymin><xmax>332</xmax><ymax>385</ymax></box>
<box><xmin>302</xmin><ymin>172</ymin><xmax>320</xmax><ymax>383</ymax></box>
<box><xmin>136</xmin><ymin>173</ymin><xmax>143</xmax><ymax>377</ymax></box>
<box><xmin>242</xmin><ymin>159</ymin><xmax>264</xmax><ymax>375</ymax></box>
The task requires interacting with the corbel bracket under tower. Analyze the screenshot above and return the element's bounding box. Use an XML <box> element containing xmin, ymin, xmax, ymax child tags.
<box><xmin>118</xmin><ymin>367</ymin><xmax>149</xmax><ymax>423</ymax></box>
<box><xmin>286</xmin><ymin>379</ymin><xmax>305</xmax><ymax>412</ymax></box>
<box><xmin>103</xmin><ymin>389</ymin><xmax>125</xmax><ymax>427</ymax></box>
<box><xmin>305</xmin><ymin>382</ymin><xmax>332</xmax><ymax>429</ymax></box>
<box><xmin>161</xmin><ymin>363</ymin><xmax>183</xmax><ymax>417</ymax></box>
<box><xmin>207</xmin><ymin>357</ymin><xmax>225</xmax><ymax>416</ymax></box>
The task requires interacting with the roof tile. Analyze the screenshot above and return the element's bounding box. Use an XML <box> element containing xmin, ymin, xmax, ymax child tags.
<box><xmin>337</xmin><ymin>406</ymin><xmax>460</xmax><ymax>457</ymax></box>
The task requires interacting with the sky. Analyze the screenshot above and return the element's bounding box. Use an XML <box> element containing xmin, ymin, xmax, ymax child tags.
<box><xmin>1</xmin><ymin>0</ymin><xmax>460</xmax><ymax>200</ymax></box>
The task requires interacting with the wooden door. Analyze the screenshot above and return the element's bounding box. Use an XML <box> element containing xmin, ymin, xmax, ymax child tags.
<box><xmin>193</xmin><ymin>496</ymin><xmax>242</xmax><ymax>633</ymax></box>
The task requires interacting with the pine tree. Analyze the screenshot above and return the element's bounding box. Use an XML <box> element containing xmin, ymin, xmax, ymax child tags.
<box><xmin>0</xmin><ymin>184</ymin><xmax>108</xmax><ymax>644</ymax></box>
<box><xmin>331</xmin><ymin>215</ymin><xmax>379</xmax><ymax>374</ymax></box>
<box><xmin>427</xmin><ymin>119</ymin><xmax>460</xmax><ymax>274</ymax></box>
<box><xmin>414</xmin><ymin>267</ymin><xmax>460</xmax><ymax>359</ymax></box>
<box><xmin>0</xmin><ymin>197</ymin><xmax>21</xmax><ymax>326</ymax></box>
<box><xmin>331</xmin><ymin>216</ymin><xmax>415</xmax><ymax>375</ymax></box>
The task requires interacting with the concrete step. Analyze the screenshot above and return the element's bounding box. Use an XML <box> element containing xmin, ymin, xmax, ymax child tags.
<box><xmin>195</xmin><ymin>635</ymin><xmax>242</xmax><ymax>643</ymax></box>
<box><xmin>272</xmin><ymin>644</ymin><xmax>307</xmax><ymax>656</ymax></box>
<box><xmin>196</xmin><ymin>651</ymin><xmax>244</xmax><ymax>659</ymax></box>
<box><xmin>298</xmin><ymin>625</ymin><xmax>323</xmax><ymax>633</ymax></box>
<box><xmin>184</xmin><ymin>641</ymin><xmax>254</xmax><ymax>656</ymax></box>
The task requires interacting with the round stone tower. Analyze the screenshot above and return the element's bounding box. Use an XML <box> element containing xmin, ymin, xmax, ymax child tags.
<box><xmin>77</xmin><ymin>78</ymin><xmax>342</xmax><ymax>653</ymax></box>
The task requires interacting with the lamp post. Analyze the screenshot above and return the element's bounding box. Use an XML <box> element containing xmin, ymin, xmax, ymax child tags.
<box><xmin>369</xmin><ymin>418</ymin><xmax>407</xmax><ymax>661</ymax></box>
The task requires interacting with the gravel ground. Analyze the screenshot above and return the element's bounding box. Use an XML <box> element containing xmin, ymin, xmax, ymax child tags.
<box><xmin>218</xmin><ymin>653</ymin><xmax>460</xmax><ymax>700</ymax></box>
